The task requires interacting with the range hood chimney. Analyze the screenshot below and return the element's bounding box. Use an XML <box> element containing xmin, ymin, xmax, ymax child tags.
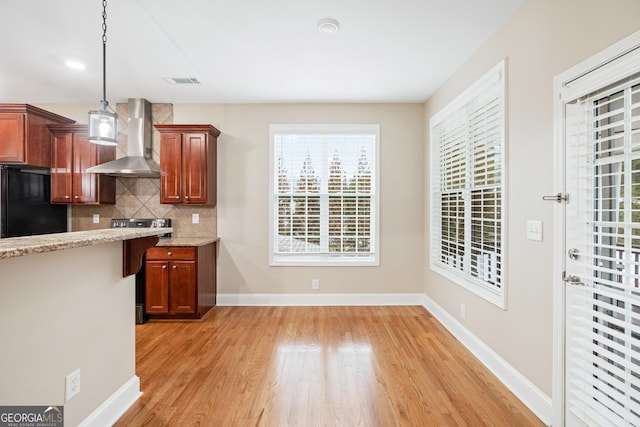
<box><xmin>86</xmin><ymin>98</ymin><xmax>160</xmax><ymax>178</ymax></box>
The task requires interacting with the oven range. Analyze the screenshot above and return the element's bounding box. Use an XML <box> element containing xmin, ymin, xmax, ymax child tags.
<box><xmin>110</xmin><ymin>217</ymin><xmax>172</xmax><ymax>238</ymax></box>
<box><xmin>110</xmin><ymin>218</ymin><xmax>172</xmax><ymax>323</ymax></box>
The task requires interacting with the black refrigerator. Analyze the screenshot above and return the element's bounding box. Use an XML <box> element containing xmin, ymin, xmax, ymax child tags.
<box><xmin>0</xmin><ymin>166</ymin><xmax>68</xmax><ymax>238</ymax></box>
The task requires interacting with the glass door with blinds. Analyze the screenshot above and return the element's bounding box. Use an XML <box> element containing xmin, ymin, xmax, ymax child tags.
<box><xmin>563</xmin><ymin>58</ymin><xmax>640</xmax><ymax>426</ymax></box>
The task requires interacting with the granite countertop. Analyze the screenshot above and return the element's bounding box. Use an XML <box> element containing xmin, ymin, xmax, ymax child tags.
<box><xmin>156</xmin><ymin>237</ymin><xmax>219</xmax><ymax>247</ymax></box>
<box><xmin>0</xmin><ymin>228</ymin><xmax>173</xmax><ymax>260</ymax></box>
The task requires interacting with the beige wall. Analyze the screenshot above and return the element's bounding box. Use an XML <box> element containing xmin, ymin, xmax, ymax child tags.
<box><xmin>423</xmin><ymin>0</ymin><xmax>640</xmax><ymax>396</ymax></box>
<box><xmin>0</xmin><ymin>242</ymin><xmax>136</xmax><ymax>426</ymax></box>
<box><xmin>175</xmin><ymin>104</ymin><xmax>425</xmax><ymax>295</ymax></box>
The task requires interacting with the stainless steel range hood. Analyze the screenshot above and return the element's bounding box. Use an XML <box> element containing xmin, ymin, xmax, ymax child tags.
<box><xmin>86</xmin><ymin>98</ymin><xmax>160</xmax><ymax>178</ymax></box>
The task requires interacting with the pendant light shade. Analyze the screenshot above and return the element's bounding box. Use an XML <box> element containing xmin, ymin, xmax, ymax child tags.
<box><xmin>88</xmin><ymin>0</ymin><xmax>118</xmax><ymax>146</ymax></box>
<box><xmin>88</xmin><ymin>106</ymin><xmax>118</xmax><ymax>145</ymax></box>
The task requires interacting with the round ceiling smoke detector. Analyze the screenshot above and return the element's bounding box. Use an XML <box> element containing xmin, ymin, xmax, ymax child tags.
<box><xmin>317</xmin><ymin>18</ymin><xmax>340</xmax><ymax>34</ymax></box>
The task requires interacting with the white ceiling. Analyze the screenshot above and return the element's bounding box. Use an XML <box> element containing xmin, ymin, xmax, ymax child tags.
<box><xmin>0</xmin><ymin>0</ymin><xmax>526</xmax><ymax>105</ymax></box>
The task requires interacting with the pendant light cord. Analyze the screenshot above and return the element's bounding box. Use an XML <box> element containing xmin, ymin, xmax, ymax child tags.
<box><xmin>87</xmin><ymin>0</ymin><xmax>117</xmax><ymax>145</ymax></box>
<box><xmin>101</xmin><ymin>0</ymin><xmax>109</xmax><ymax>110</ymax></box>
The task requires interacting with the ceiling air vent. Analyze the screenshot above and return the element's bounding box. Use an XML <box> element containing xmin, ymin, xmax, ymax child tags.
<box><xmin>163</xmin><ymin>77</ymin><xmax>201</xmax><ymax>85</ymax></box>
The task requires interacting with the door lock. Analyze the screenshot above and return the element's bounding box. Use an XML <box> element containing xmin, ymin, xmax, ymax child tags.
<box><xmin>568</xmin><ymin>248</ymin><xmax>580</xmax><ymax>260</ymax></box>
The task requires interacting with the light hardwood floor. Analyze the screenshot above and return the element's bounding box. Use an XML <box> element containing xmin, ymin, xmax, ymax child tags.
<box><xmin>115</xmin><ymin>306</ymin><xmax>544</xmax><ymax>426</ymax></box>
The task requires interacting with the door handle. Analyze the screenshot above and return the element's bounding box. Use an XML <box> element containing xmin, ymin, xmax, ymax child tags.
<box><xmin>562</xmin><ymin>272</ymin><xmax>585</xmax><ymax>286</ymax></box>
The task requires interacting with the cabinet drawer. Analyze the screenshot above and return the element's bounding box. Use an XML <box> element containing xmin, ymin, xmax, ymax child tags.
<box><xmin>147</xmin><ymin>247</ymin><xmax>196</xmax><ymax>260</ymax></box>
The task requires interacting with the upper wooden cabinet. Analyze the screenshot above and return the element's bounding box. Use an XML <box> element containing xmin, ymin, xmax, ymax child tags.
<box><xmin>0</xmin><ymin>104</ymin><xmax>75</xmax><ymax>167</ymax></box>
<box><xmin>154</xmin><ymin>124</ymin><xmax>221</xmax><ymax>205</ymax></box>
<box><xmin>48</xmin><ymin>124</ymin><xmax>116</xmax><ymax>204</ymax></box>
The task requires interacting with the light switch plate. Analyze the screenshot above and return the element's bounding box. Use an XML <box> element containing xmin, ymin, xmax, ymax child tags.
<box><xmin>192</xmin><ymin>213</ymin><xmax>199</xmax><ymax>224</ymax></box>
<box><xmin>92</xmin><ymin>214</ymin><xmax>100</xmax><ymax>224</ymax></box>
<box><xmin>527</xmin><ymin>220</ymin><xmax>543</xmax><ymax>242</ymax></box>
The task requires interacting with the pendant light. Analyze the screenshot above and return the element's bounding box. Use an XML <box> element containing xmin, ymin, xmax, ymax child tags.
<box><xmin>88</xmin><ymin>0</ymin><xmax>118</xmax><ymax>146</ymax></box>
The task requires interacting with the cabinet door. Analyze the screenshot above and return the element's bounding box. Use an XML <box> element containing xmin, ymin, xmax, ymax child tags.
<box><xmin>0</xmin><ymin>113</ymin><xmax>25</xmax><ymax>163</ymax></box>
<box><xmin>96</xmin><ymin>145</ymin><xmax>116</xmax><ymax>204</ymax></box>
<box><xmin>182</xmin><ymin>133</ymin><xmax>208</xmax><ymax>204</ymax></box>
<box><xmin>72</xmin><ymin>133</ymin><xmax>99</xmax><ymax>203</ymax></box>
<box><xmin>145</xmin><ymin>261</ymin><xmax>169</xmax><ymax>314</ymax></box>
<box><xmin>160</xmin><ymin>133</ymin><xmax>183</xmax><ymax>203</ymax></box>
<box><xmin>50</xmin><ymin>132</ymin><xmax>74</xmax><ymax>203</ymax></box>
<box><xmin>25</xmin><ymin>114</ymin><xmax>53</xmax><ymax>167</ymax></box>
<box><xmin>169</xmin><ymin>260</ymin><xmax>196</xmax><ymax>314</ymax></box>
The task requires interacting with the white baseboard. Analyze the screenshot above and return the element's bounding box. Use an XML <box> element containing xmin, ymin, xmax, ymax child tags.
<box><xmin>78</xmin><ymin>375</ymin><xmax>142</xmax><ymax>427</ymax></box>
<box><xmin>217</xmin><ymin>293</ymin><xmax>425</xmax><ymax>306</ymax></box>
<box><xmin>421</xmin><ymin>295</ymin><xmax>552</xmax><ymax>426</ymax></box>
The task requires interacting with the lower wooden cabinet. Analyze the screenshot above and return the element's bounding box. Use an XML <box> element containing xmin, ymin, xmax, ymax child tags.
<box><xmin>145</xmin><ymin>243</ymin><xmax>216</xmax><ymax>319</ymax></box>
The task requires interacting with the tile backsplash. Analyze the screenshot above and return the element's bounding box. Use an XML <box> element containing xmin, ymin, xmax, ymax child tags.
<box><xmin>71</xmin><ymin>102</ymin><xmax>217</xmax><ymax>238</ymax></box>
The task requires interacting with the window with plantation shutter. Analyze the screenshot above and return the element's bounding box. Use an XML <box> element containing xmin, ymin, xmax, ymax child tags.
<box><xmin>270</xmin><ymin>124</ymin><xmax>379</xmax><ymax>266</ymax></box>
<box><xmin>429</xmin><ymin>60</ymin><xmax>506</xmax><ymax>307</ymax></box>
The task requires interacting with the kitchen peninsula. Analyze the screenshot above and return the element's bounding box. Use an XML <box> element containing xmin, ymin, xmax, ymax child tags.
<box><xmin>0</xmin><ymin>227</ymin><xmax>171</xmax><ymax>426</ymax></box>
<box><xmin>0</xmin><ymin>227</ymin><xmax>172</xmax><ymax>259</ymax></box>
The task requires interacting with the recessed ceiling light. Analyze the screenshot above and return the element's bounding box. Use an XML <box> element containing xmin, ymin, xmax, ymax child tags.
<box><xmin>317</xmin><ymin>18</ymin><xmax>340</xmax><ymax>35</ymax></box>
<box><xmin>65</xmin><ymin>60</ymin><xmax>86</xmax><ymax>70</ymax></box>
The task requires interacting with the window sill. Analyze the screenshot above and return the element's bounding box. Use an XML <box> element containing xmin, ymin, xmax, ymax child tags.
<box><xmin>271</xmin><ymin>255</ymin><xmax>379</xmax><ymax>267</ymax></box>
<box><xmin>429</xmin><ymin>262</ymin><xmax>506</xmax><ymax>309</ymax></box>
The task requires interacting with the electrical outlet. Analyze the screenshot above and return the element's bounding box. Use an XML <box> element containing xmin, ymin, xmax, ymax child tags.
<box><xmin>312</xmin><ymin>279</ymin><xmax>319</xmax><ymax>290</ymax></box>
<box><xmin>92</xmin><ymin>214</ymin><xmax>100</xmax><ymax>224</ymax></box>
<box><xmin>460</xmin><ymin>304</ymin><xmax>466</xmax><ymax>319</ymax></box>
<box><xmin>192</xmin><ymin>213</ymin><xmax>199</xmax><ymax>224</ymax></box>
<box><xmin>65</xmin><ymin>369</ymin><xmax>81</xmax><ymax>402</ymax></box>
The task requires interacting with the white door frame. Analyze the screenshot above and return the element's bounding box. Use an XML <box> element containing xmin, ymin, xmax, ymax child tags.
<box><xmin>552</xmin><ymin>31</ymin><xmax>640</xmax><ymax>427</ymax></box>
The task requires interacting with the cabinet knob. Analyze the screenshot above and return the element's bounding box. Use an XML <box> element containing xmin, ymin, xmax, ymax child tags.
<box><xmin>185</xmin><ymin>196</ymin><xmax>189</xmax><ymax>200</ymax></box>
<box><xmin>74</xmin><ymin>195</ymin><xmax>79</xmax><ymax>199</ymax></box>
<box><xmin>64</xmin><ymin>196</ymin><xmax>71</xmax><ymax>199</ymax></box>
<box><xmin>162</xmin><ymin>265</ymin><xmax>167</xmax><ymax>269</ymax></box>
<box><xmin>172</xmin><ymin>265</ymin><xmax>177</xmax><ymax>269</ymax></box>
<box><xmin>167</xmin><ymin>251</ymin><xmax>172</xmax><ymax>256</ymax></box>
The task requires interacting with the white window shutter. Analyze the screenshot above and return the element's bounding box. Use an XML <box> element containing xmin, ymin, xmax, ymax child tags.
<box><xmin>564</xmin><ymin>72</ymin><xmax>640</xmax><ymax>426</ymax></box>
<box><xmin>429</xmin><ymin>59</ymin><xmax>506</xmax><ymax>307</ymax></box>
<box><xmin>270</xmin><ymin>125</ymin><xmax>379</xmax><ymax>266</ymax></box>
